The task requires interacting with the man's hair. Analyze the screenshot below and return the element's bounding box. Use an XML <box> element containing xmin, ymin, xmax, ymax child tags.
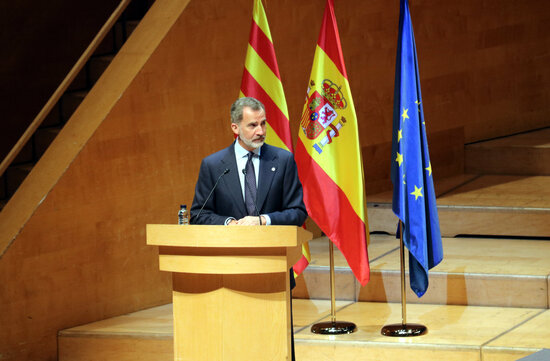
<box><xmin>230</xmin><ymin>97</ymin><xmax>265</xmax><ymax>124</ymax></box>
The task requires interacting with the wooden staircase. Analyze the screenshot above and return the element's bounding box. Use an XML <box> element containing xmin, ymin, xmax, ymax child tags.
<box><xmin>465</xmin><ymin>127</ymin><xmax>550</xmax><ymax>176</ymax></box>
<box><xmin>367</xmin><ymin>127</ymin><xmax>550</xmax><ymax>239</ymax></box>
<box><xmin>57</xmin><ymin>128</ymin><xmax>550</xmax><ymax>361</ymax></box>
<box><xmin>0</xmin><ymin>0</ymin><xmax>153</xmax><ymax>212</ymax></box>
<box><xmin>58</xmin><ymin>233</ymin><xmax>550</xmax><ymax>361</ymax></box>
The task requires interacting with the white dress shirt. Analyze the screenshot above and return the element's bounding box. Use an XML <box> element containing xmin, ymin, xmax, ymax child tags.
<box><xmin>234</xmin><ymin>140</ymin><xmax>260</xmax><ymax>200</ymax></box>
<box><xmin>224</xmin><ymin>140</ymin><xmax>271</xmax><ymax>225</ymax></box>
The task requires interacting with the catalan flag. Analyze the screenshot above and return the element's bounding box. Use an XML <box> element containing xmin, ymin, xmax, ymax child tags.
<box><xmin>239</xmin><ymin>0</ymin><xmax>310</xmax><ymax>275</ymax></box>
<box><xmin>295</xmin><ymin>0</ymin><xmax>370</xmax><ymax>286</ymax></box>
<box><xmin>391</xmin><ymin>0</ymin><xmax>444</xmax><ymax>297</ymax></box>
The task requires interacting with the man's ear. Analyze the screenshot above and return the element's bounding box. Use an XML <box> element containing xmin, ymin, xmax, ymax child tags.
<box><xmin>231</xmin><ymin>123</ymin><xmax>239</xmax><ymax>136</ymax></box>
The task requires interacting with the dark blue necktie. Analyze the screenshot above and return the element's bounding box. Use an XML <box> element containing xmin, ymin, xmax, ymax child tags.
<box><xmin>245</xmin><ymin>152</ymin><xmax>257</xmax><ymax>216</ymax></box>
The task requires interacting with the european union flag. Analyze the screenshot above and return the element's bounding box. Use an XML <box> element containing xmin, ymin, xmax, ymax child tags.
<box><xmin>391</xmin><ymin>0</ymin><xmax>444</xmax><ymax>298</ymax></box>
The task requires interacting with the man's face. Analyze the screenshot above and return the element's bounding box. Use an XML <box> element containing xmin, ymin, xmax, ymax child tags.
<box><xmin>232</xmin><ymin>106</ymin><xmax>266</xmax><ymax>151</ymax></box>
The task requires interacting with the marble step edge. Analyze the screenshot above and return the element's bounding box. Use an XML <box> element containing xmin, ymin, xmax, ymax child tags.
<box><xmin>367</xmin><ymin>202</ymin><xmax>550</xmax><ymax>214</ymax></box>
<box><xmin>58</xmin><ymin>329</ymin><xmax>171</xmax><ymax>339</ymax></box>
<box><xmin>301</xmin><ymin>264</ymin><xmax>550</xmax><ymax>278</ymax></box>
<box><xmin>294</xmin><ymin>267</ymin><xmax>550</xmax><ymax>308</ymax></box>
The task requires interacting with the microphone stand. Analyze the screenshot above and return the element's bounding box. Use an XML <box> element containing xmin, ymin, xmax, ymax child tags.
<box><xmin>196</xmin><ymin>168</ymin><xmax>230</xmax><ymax>221</ymax></box>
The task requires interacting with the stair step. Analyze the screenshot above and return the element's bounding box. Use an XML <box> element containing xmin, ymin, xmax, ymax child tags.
<box><xmin>295</xmin><ymin>301</ymin><xmax>549</xmax><ymax>361</ymax></box>
<box><xmin>95</xmin><ymin>27</ymin><xmax>118</xmax><ymax>56</ymax></box>
<box><xmin>12</xmin><ymin>139</ymin><xmax>33</xmax><ymax>164</ymax></box>
<box><xmin>0</xmin><ymin>0</ymin><xmax>153</xmax><ymax>209</ymax></box>
<box><xmin>123</xmin><ymin>0</ymin><xmax>154</xmax><ymax>21</ymax></box>
<box><xmin>482</xmin><ymin>314</ymin><xmax>550</xmax><ymax>361</ymax></box>
<box><xmin>294</xmin><ymin>235</ymin><xmax>550</xmax><ymax>308</ymax></box>
<box><xmin>465</xmin><ymin>128</ymin><xmax>550</xmax><ymax>175</ymax></box>
<box><xmin>113</xmin><ymin>24</ymin><xmax>126</xmax><ymax>52</ymax></box>
<box><xmin>41</xmin><ymin>103</ymin><xmax>64</xmax><ymax>127</ymax></box>
<box><xmin>5</xmin><ymin>163</ymin><xmax>33</xmax><ymax>197</ymax></box>
<box><xmin>67</xmin><ymin>67</ymin><xmax>90</xmax><ymax>92</ymax></box>
<box><xmin>0</xmin><ymin>173</ymin><xmax>5</xmax><ymax>200</ymax></box>
<box><xmin>58</xmin><ymin>304</ymin><xmax>173</xmax><ymax>361</ymax></box>
<box><xmin>34</xmin><ymin>127</ymin><xmax>61</xmax><ymax>159</ymax></box>
<box><xmin>125</xmin><ymin>20</ymin><xmax>139</xmax><ymax>37</ymax></box>
<box><xmin>58</xmin><ymin>301</ymin><xmax>550</xmax><ymax>361</ymax></box>
<box><xmin>113</xmin><ymin>20</ymin><xmax>139</xmax><ymax>50</ymax></box>
<box><xmin>367</xmin><ymin>174</ymin><xmax>550</xmax><ymax>238</ymax></box>
<box><xmin>0</xmin><ymin>0</ymin><xmax>151</xmax><ymax>205</ymax></box>
<box><xmin>60</xmin><ymin>91</ymin><xmax>87</xmax><ymax>122</ymax></box>
<box><xmin>88</xmin><ymin>55</ymin><xmax>114</xmax><ymax>85</ymax></box>
<box><xmin>56</xmin><ymin>211</ymin><xmax>550</xmax><ymax>360</ymax></box>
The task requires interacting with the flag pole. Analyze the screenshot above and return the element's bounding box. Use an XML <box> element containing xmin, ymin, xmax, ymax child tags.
<box><xmin>311</xmin><ymin>238</ymin><xmax>356</xmax><ymax>334</ymax></box>
<box><xmin>381</xmin><ymin>220</ymin><xmax>427</xmax><ymax>336</ymax></box>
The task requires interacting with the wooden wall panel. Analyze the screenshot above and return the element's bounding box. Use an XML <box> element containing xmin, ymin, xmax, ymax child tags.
<box><xmin>268</xmin><ymin>0</ymin><xmax>550</xmax><ymax>165</ymax></box>
<box><xmin>1</xmin><ymin>0</ymin><xmax>550</xmax><ymax>360</ymax></box>
<box><xmin>0</xmin><ymin>1</ymin><xmax>193</xmax><ymax>359</ymax></box>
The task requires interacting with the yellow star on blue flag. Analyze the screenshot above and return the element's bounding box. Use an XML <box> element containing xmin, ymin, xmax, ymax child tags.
<box><xmin>390</xmin><ymin>0</ymin><xmax>443</xmax><ymax>298</ymax></box>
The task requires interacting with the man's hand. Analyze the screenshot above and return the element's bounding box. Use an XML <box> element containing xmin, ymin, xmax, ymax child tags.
<box><xmin>230</xmin><ymin>215</ymin><xmax>265</xmax><ymax>226</ymax></box>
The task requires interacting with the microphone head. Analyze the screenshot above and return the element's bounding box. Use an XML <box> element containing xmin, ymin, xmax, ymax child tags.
<box><xmin>224</xmin><ymin>168</ymin><xmax>230</xmax><ymax>174</ymax></box>
<box><xmin>242</xmin><ymin>168</ymin><xmax>246</xmax><ymax>175</ymax></box>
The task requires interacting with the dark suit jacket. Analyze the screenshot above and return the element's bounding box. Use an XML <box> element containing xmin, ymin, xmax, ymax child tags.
<box><xmin>190</xmin><ymin>142</ymin><xmax>307</xmax><ymax>226</ymax></box>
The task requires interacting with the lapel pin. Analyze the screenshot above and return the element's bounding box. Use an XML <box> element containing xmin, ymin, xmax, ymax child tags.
<box><xmin>271</xmin><ymin>167</ymin><xmax>276</xmax><ymax>172</ymax></box>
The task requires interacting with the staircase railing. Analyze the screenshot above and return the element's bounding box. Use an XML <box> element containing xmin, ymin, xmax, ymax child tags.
<box><xmin>0</xmin><ymin>0</ymin><xmax>131</xmax><ymax>177</ymax></box>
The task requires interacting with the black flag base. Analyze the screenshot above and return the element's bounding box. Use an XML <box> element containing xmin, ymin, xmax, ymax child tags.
<box><xmin>381</xmin><ymin>323</ymin><xmax>427</xmax><ymax>337</ymax></box>
<box><xmin>311</xmin><ymin>321</ymin><xmax>357</xmax><ymax>335</ymax></box>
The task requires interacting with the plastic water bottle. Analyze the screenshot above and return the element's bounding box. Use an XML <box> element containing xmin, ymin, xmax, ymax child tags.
<box><xmin>178</xmin><ymin>204</ymin><xmax>189</xmax><ymax>225</ymax></box>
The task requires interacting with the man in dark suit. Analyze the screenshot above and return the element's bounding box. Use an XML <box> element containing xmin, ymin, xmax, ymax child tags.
<box><xmin>190</xmin><ymin>97</ymin><xmax>306</xmax><ymax>361</ymax></box>
<box><xmin>190</xmin><ymin>97</ymin><xmax>307</xmax><ymax>227</ymax></box>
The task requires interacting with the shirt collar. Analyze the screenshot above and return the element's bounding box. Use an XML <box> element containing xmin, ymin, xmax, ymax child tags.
<box><xmin>234</xmin><ymin>139</ymin><xmax>261</xmax><ymax>158</ymax></box>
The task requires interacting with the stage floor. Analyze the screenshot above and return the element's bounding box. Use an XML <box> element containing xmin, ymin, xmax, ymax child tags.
<box><xmin>59</xmin><ymin>235</ymin><xmax>550</xmax><ymax>361</ymax></box>
<box><xmin>59</xmin><ymin>299</ymin><xmax>550</xmax><ymax>361</ymax></box>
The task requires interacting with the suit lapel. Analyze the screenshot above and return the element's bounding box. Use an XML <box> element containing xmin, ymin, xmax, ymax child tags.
<box><xmin>220</xmin><ymin>143</ymin><xmax>247</xmax><ymax>216</ymax></box>
<box><xmin>257</xmin><ymin>145</ymin><xmax>277</xmax><ymax>212</ymax></box>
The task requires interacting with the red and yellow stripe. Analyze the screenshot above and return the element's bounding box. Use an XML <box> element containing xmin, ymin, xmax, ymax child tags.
<box><xmin>240</xmin><ymin>0</ymin><xmax>291</xmax><ymax>152</ymax></box>
<box><xmin>240</xmin><ymin>0</ymin><xmax>310</xmax><ymax>275</ymax></box>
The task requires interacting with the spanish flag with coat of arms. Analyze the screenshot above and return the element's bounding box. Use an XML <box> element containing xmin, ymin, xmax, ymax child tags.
<box><xmin>295</xmin><ymin>0</ymin><xmax>370</xmax><ymax>285</ymax></box>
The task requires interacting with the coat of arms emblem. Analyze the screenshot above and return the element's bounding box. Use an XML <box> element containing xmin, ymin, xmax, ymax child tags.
<box><xmin>300</xmin><ymin>79</ymin><xmax>347</xmax><ymax>154</ymax></box>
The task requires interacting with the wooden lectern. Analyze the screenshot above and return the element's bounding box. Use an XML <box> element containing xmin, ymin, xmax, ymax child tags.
<box><xmin>146</xmin><ymin>224</ymin><xmax>312</xmax><ymax>361</ymax></box>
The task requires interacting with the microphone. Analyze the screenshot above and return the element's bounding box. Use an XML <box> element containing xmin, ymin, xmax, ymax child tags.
<box><xmin>196</xmin><ymin>168</ymin><xmax>230</xmax><ymax>221</ymax></box>
<box><xmin>242</xmin><ymin>168</ymin><xmax>262</xmax><ymax>225</ymax></box>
